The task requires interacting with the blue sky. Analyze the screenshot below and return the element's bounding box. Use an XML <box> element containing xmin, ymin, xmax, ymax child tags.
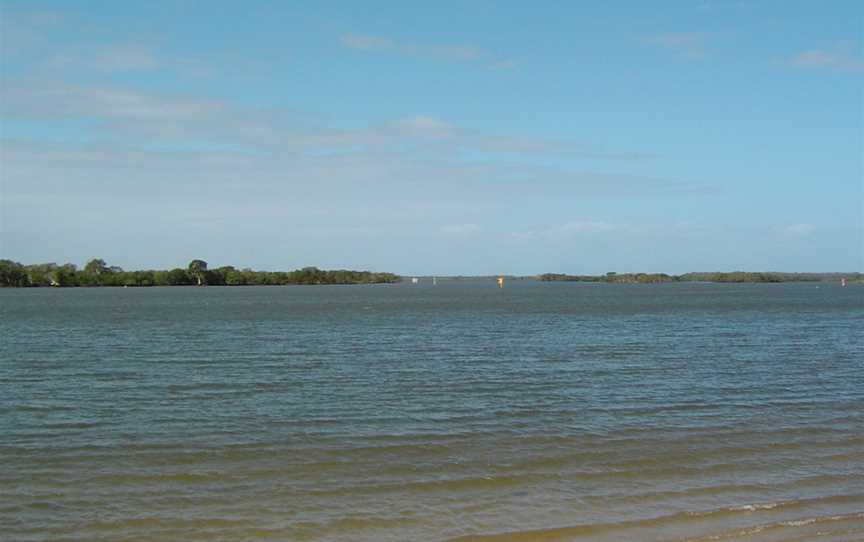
<box><xmin>1</xmin><ymin>0</ymin><xmax>861</xmax><ymax>274</ymax></box>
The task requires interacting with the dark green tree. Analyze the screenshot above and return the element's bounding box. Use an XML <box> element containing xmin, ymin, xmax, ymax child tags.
<box><xmin>84</xmin><ymin>258</ymin><xmax>108</xmax><ymax>275</ymax></box>
<box><xmin>50</xmin><ymin>264</ymin><xmax>78</xmax><ymax>287</ymax></box>
<box><xmin>0</xmin><ymin>260</ymin><xmax>29</xmax><ymax>287</ymax></box>
<box><xmin>188</xmin><ymin>259</ymin><xmax>208</xmax><ymax>286</ymax></box>
<box><xmin>83</xmin><ymin>258</ymin><xmax>111</xmax><ymax>285</ymax></box>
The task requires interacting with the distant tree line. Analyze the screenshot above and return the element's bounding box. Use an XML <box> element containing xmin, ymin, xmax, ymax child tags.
<box><xmin>539</xmin><ymin>272</ymin><xmax>676</xmax><ymax>283</ymax></box>
<box><xmin>539</xmin><ymin>271</ymin><xmax>863</xmax><ymax>283</ymax></box>
<box><xmin>0</xmin><ymin>259</ymin><xmax>401</xmax><ymax>287</ymax></box>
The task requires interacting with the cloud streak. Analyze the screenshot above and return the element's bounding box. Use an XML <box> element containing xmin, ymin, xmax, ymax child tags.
<box><xmin>0</xmin><ymin>137</ymin><xmax>709</xmax><ymax>272</ymax></box>
<box><xmin>1</xmin><ymin>76</ymin><xmax>705</xmax><ymax>267</ymax></box>
<box><xmin>782</xmin><ymin>223</ymin><xmax>816</xmax><ymax>236</ymax></box>
<box><xmin>2</xmin><ymin>81</ymin><xmax>651</xmax><ymax>160</ymax></box>
<box><xmin>514</xmin><ymin>221</ymin><xmax>634</xmax><ymax>242</ymax></box>
<box><xmin>0</xmin><ymin>139</ymin><xmax>700</xmax><ymax>202</ymax></box>
<box><xmin>339</xmin><ymin>33</ymin><xmax>514</xmax><ymax>69</ymax></box>
<box><xmin>642</xmin><ymin>32</ymin><xmax>710</xmax><ymax>59</ymax></box>
<box><xmin>788</xmin><ymin>47</ymin><xmax>864</xmax><ymax>73</ymax></box>
<box><xmin>49</xmin><ymin>45</ymin><xmax>159</xmax><ymax>72</ymax></box>
<box><xmin>339</xmin><ymin>34</ymin><xmax>394</xmax><ymax>51</ymax></box>
<box><xmin>441</xmin><ymin>223</ymin><xmax>481</xmax><ymax>236</ymax></box>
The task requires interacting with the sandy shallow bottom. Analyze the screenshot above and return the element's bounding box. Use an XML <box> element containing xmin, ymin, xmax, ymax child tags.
<box><xmin>452</xmin><ymin>505</ymin><xmax>864</xmax><ymax>542</ymax></box>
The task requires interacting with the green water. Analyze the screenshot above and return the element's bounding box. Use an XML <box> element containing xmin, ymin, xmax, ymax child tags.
<box><xmin>1</xmin><ymin>281</ymin><xmax>862</xmax><ymax>541</ymax></box>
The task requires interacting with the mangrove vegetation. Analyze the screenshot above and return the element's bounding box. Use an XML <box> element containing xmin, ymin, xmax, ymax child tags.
<box><xmin>538</xmin><ymin>271</ymin><xmax>863</xmax><ymax>283</ymax></box>
<box><xmin>0</xmin><ymin>259</ymin><xmax>401</xmax><ymax>287</ymax></box>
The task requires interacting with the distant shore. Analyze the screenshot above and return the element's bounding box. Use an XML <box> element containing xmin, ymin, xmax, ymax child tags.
<box><xmin>538</xmin><ymin>271</ymin><xmax>863</xmax><ymax>284</ymax></box>
<box><xmin>0</xmin><ymin>259</ymin><xmax>399</xmax><ymax>288</ymax></box>
<box><xmin>1</xmin><ymin>258</ymin><xmax>860</xmax><ymax>288</ymax></box>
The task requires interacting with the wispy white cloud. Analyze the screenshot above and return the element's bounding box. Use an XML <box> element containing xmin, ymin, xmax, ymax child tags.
<box><xmin>0</xmin><ymin>9</ymin><xmax>65</xmax><ymax>60</ymax></box>
<box><xmin>642</xmin><ymin>32</ymin><xmax>710</xmax><ymax>59</ymax></box>
<box><xmin>782</xmin><ymin>223</ymin><xmax>816</xmax><ymax>236</ymax></box>
<box><xmin>441</xmin><ymin>223</ymin><xmax>481</xmax><ymax>236</ymax></box>
<box><xmin>788</xmin><ymin>46</ymin><xmax>864</xmax><ymax>73</ymax></box>
<box><xmin>511</xmin><ymin>231</ymin><xmax>536</xmax><ymax>241</ymax></box>
<box><xmin>339</xmin><ymin>33</ymin><xmax>394</xmax><ymax>51</ymax></box>
<box><xmin>557</xmin><ymin>221</ymin><xmax>621</xmax><ymax>234</ymax></box>
<box><xmin>1</xmin><ymin>138</ymin><xmax>704</xmax><ymax>208</ymax></box>
<box><xmin>49</xmin><ymin>45</ymin><xmax>159</xmax><ymax>72</ymax></box>
<box><xmin>488</xmin><ymin>58</ymin><xmax>518</xmax><ymax>71</ymax></box>
<box><xmin>1</xmin><ymin>8</ymin><xmax>218</xmax><ymax>80</ymax></box>
<box><xmin>542</xmin><ymin>221</ymin><xmax>631</xmax><ymax>240</ymax></box>
<box><xmin>4</xmin><ymin>83</ymin><xmax>225</xmax><ymax>121</ymax></box>
<box><xmin>338</xmin><ymin>33</ymin><xmax>514</xmax><ymax>69</ymax></box>
<box><xmin>513</xmin><ymin>221</ymin><xmax>630</xmax><ymax>242</ymax></box>
<box><xmin>1</xmin><ymin>80</ymin><xmax>705</xmax><ymax>255</ymax></box>
<box><xmin>426</xmin><ymin>44</ymin><xmax>483</xmax><ymax>61</ymax></box>
<box><xmin>514</xmin><ymin>221</ymin><xmax>725</xmax><ymax>243</ymax></box>
<box><xmin>397</xmin><ymin>115</ymin><xmax>457</xmax><ymax>138</ymax></box>
<box><xmin>2</xmin><ymin>141</ymin><xmax>704</xmax><ymax>269</ymax></box>
<box><xmin>2</xmin><ymin>82</ymin><xmax>651</xmax><ymax>160</ymax></box>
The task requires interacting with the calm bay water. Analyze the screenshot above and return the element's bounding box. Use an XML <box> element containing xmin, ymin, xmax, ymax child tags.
<box><xmin>1</xmin><ymin>281</ymin><xmax>862</xmax><ymax>541</ymax></box>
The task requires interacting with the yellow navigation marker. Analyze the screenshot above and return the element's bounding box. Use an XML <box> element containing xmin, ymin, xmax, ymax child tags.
<box><xmin>497</xmin><ymin>276</ymin><xmax>505</xmax><ymax>288</ymax></box>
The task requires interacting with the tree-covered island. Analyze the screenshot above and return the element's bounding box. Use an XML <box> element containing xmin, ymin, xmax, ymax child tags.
<box><xmin>539</xmin><ymin>271</ymin><xmax>863</xmax><ymax>283</ymax></box>
<box><xmin>0</xmin><ymin>259</ymin><xmax>401</xmax><ymax>287</ymax></box>
<box><xmin>2</xmin><ymin>259</ymin><xmax>859</xmax><ymax>288</ymax></box>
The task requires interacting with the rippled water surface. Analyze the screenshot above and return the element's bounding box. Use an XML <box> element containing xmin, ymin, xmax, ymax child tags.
<box><xmin>2</xmin><ymin>281</ymin><xmax>862</xmax><ymax>541</ymax></box>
